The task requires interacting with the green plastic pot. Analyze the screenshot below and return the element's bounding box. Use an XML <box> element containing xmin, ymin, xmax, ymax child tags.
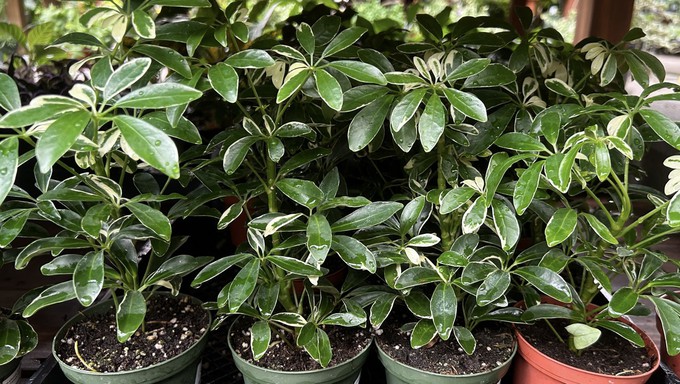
<box><xmin>52</xmin><ymin>293</ymin><xmax>210</xmax><ymax>384</ymax></box>
<box><xmin>376</xmin><ymin>337</ymin><xmax>516</xmax><ymax>384</ymax></box>
<box><xmin>228</xmin><ymin>320</ymin><xmax>372</xmax><ymax>384</ymax></box>
<box><xmin>0</xmin><ymin>358</ymin><xmax>21</xmax><ymax>384</ymax></box>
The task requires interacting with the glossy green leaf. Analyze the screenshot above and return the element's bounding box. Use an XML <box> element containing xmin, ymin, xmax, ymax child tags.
<box><xmin>23</xmin><ymin>281</ymin><xmax>76</xmax><ymax>317</ymax></box>
<box><xmin>545</xmin><ymin>208</ymin><xmax>577</xmax><ymax>247</ymax></box>
<box><xmin>462</xmin><ymin>197</ymin><xmax>486</xmax><ymax>234</ymax></box>
<box><xmin>0</xmin><ymin>137</ymin><xmax>19</xmax><ymax>206</ymax></box>
<box><xmin>597</xmin><ymin>320</ymin><xmax>644</xmax><ymax>347</ymax></box>
<box><xmin>0</xmin><ymin>318</ymin><xmax>20</xmax><ymax>364</ymax></box>
<box><xmin>263</xmin><ymin>213</ymin><xmax>303</xmax><ymax>237</ymax></box>
<box><xmin>104</xmin><ymin>58</ymin><xmax>152</xmax><ymax>101</ymax></box>
<box><xmin>400</xmin><ymin>196</ymin><xmax>426</xmax><ymax>235</ymax></box>
<box><xmin>415</xmin><ymin>14</ymin><xmax>443</xmax><ymax>41</ymax></box>
<box><xmin>16</xmin><ymin>238</ymin><xmax>91</xmax><ymax>269</ymax></box>
<box><xmin>296</xmin><ymin>23</ymin><xmax>315</xmax><ymax>55</ymax></box>
<box><xmin>348</xmin><ymin>95</ymin><xmax>393</xmax><ymax>152</ymax></box>
<box><xmin>440</xmin><ymin>187</ymin><xmax>475</xmax><ymax>214</ymax></box>
<box><xmin>115</xmin><ymin>83</ymin><xmax>201</xmax><ymax>108</ymax></box>
<box><xmin>217</xmin><ymin>200</ymin><xmax>244</xmax><ymax>230</ymax></box>
<box><xmin>514</xmin><ymin>266</ymin><xmax>572</xmax><ymax>303</ymax></box>
<box><xmin>453</xmin><ymin>326</ymin><xmax>476</xmax><ymax>354</ymax></box>
<box><xmin>608</xmin><ymin>287</ymin><xmax>639</xmax><ymax>317</ymax></box>
<box><xmin>251</xmin><ymin>320</ymin><xmax>271</xmax><ymax>360</ymax></box>
<box><xmin>463</xmin><ymin>64</ymin><xmax>516</xmax><ymax>88</ymax></box>
<box><xmin>116</xmin><ymin>291</ymin><xmax>146</xmax><ymax>342</ymax></box>
<box><xmin>342</xmin><ymin>85</ymin><xmax>390</xmax><ymax>112</ymax></box>
<box><xmin>0</xmin><ymin>210</ymin><xmax>30</xmax><ymax>247</ymax></box>
<box><xmin>40</xmin><ymin>254</ymin><xmax>81</xmax><ymax>276</ymax></box>
<box><xmin>332</xmin><ymin>235</ymin><xmax>377</xmax><ymax>273</ymax></box>
<box><xmin>418</xmin><ymin>93</ymin><xmax>446</xmax><ymax>152</ymax></box>
<box><xmin>477</xmin><ymin>270</ymin><xmax>510</xmax><ymax>306</ymax></box>
<box><xmin>131</xmin><ymin>10</ymin><xmax>155</xmax><ymax>39</ymax></box>
<box><xmin>370</xmin><ymin>293</ymin><xmax>398</xmax><ymax>328</ymax></box>
<box><xmin>431</xmin><ymin>283</ymin><xmax>456</xmax><ymax>340</ymax></box>
<box><xmin>208</xmin><ymin>63</ymin><xmax>238</xmax><ymax>103</ymax></box>
<box><xmin>0</xmin><ymin>73</ymin><xmax>20</xmax><ymax>111</ymax></box>
<box><xmin>276</xmin><ymin>70</ymin><xmax>309</xmax><ymax>104</ymax></box>
<box><xmin>327</xmin><ymin>61</ymin><xmax>386</xmax><ymax>85</ymax></box>
<box><xmin>307</xmin><ymin>213</ymin><xmax>332</xmax><ymax>265</ymax></box>
<box><xmin>73</xmin><ymin>251</ymin><xmax>104</xmax><ymax>307</ymax></box>
<box><xmin>404</xmin><ymin>291</ymin><xmax>431</xmax><ymax>318</ymax></box>
<box><xmin>322</xmin><ymin>27</ymin><xmax>366</xmax><ymax>57</ymax></box>
<box><xmin>391</xmin><ymin>88</ymin><xmax>427</xmax><ymax>132</ymax></box>
<box><xmin>521</xmin><ymin>303</ymin><xmax>576</xmax><ymax>321</ymax></box>
<box><xmin>228</xmin><ymin>259</ymin><xmax>260</xmax><ymax>312</ymax></box>
<box><xmin>225</xmin><ymin>49</ymin><xmax>274</xmax><ymax>69</ymax></box>
<box><xmin>495</xmin><ymin>132</ymin><xmax>547</xmax><ymax>152</ymax></box>
<box><xmin>267</xmin><ymin>255</ymin><xmax>323</xmax><ymax>276</ymax></box>
<box><xmin>140</xmin><ymin>112</ymin><xmax>201</xmax><ymax>144</ymax></box>
<box><xmin>80</xmin><ymin>204</ymin><xmax>109</xmax><ymax>237</ymax></box>
<box><xmin>650</xmin><ymin>296</ymin><xmax>680</xmax><ymax>355</ymax></box>
<box><xmin>446</xmin><ymin>59</ymin><xmax>490</xmax><ymax>82</ymax></box>
<box><xmin>394</xmin><ymin>267</ymin><xmax>440</xmax><ymax>289</ymax></box>
<box><xmin>0</xmin><ymin>102</ymin><xmax>81</xmax><ymax>128</ymax></box>
<box><xmin>565</xmin><ymin>323</ymin><xmax>601</xmax><ymax>350</ymax></box>
<box><xmin>271</xmin><ymin>312</ymin><xmax>306</xmax><ymax>327</ymax></box>
<box><xmin>256</xmin><ymin>283</ymin><xmax>279</xmax><ymax>318</ymax></box>
<box><xmin>438</xmin><ymin>251</ymin><xmax>468</xmax><ymax>267</ymax></box>
<box><xmin>114</xmin><ymin>115</ymin><xmax>179</xmax><ymax>178</ymax></box>
<box><xmin>134</xmin><ymin>45</ymin><xmax>191</xmax><ymax>79</ymax></box>
<box><xmin>582</xmin><ymin>213</ymin><xmax>617</xmax><ymax>245</ymax></box>
<box><xmin>314</xmin><ymin>69</ymin><xmax>343</xmax><ymax>111</ymax></box>
<box><xmin>148</xmin><ymin>0</ymin><xmax>210</xmax><ymax>6</ymax></box>
<box><xmin>16</xmin><ymin>319</ymin><xmax>37</xmax><ymax>357</ymax></box>
<box><xmin>544</xmin><ymin>78</ymin><xmax>578</xmax><ymax>99</ymax></box>
<box><xmin>668</xmin><ymin>193</ymin><xmax>680</xmax><ymax>227</ymax></box>
<box><xmin>332</xmin><ymin>201</ymin><xmax>403</xmax><ymax>232</ymax></box>
<box><xmin>385</xmin><ymin>72</ymin><xmax>427</xmax><ymax>85</ymax></box>
<box><xmin>191</xmin><ymin>253</ymin><xmax>252</xmax><ymax>287</ymax></box>
<box><xmin>143</xmin><ymin>255</ymin><xmax>212</xmax><ymax>288</ymax></box>
<box><xmin>223</xmin><ymin>136</ymin><xmax>260</xmax><ymax>175</ymax></box>
<box><xmin>126</xmin><ymin>202</ymin><xmax>171</xmax><ymax>241</ymax></box>
<box><xmin>35</xmin><ymin>110</ymin><xmax>90</xmax><ymax>173</ymax></box>
<box><xmin>491</xmin><ymin>200</ymin><xmax>520</xmax><ymax>251</ymax></box>
<box><xmin>442</xmin><ymin>88</ymin><xmax>487</xmax><ymax>122</ymax></box>
<box><xmin>411</xmin><ymin>319</ymin><xmax>437</xmax><ymax>349</ymax></box>
<box><xmin>276</xmin><ymin>178</ymin><xmax>324</xmax><ymax>209</ymax></box>
<box><xmin>513</xmin><ymin>161</ymin><xmax>543</xmax><ymax>215</ymax></box>
<box><xmin>640</xmin><ymin>109</ymin><xmax>680</xmax><ymax>150</ymax></box>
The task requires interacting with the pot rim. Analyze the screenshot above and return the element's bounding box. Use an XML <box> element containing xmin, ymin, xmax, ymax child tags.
<box><xmin>51</xmin><ymin>292</ymin><xmax>211</xmax><ymax>377</ymax></box>
<box><xmin>375</xmin><ymin>329</ymin><xmax>518</xmax><ymax>379</ymax></box>
<box><xmin>227</xmin><ymin>317</ymin><xmax>373</xmax><ymax>375</ymax></box>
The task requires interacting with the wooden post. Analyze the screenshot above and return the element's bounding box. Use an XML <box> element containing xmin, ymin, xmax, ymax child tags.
<box><xmin>574</xmin><ymin>0</ymin><xmax>635</xmax><ymax>44</ymax></box>
<box><xmin>5</xmin><ymin>0</ymin><xmax>27</xmax><ymax>28</ymax></box>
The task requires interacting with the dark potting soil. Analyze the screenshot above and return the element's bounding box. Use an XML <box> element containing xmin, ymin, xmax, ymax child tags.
<box><xmin>517</xmin><ymin>319</ymin><xmax>655</xmax><ymax>376</ymax></box>
<box><xmin>231</xmin><ymin>318</ymin><xmax>372</xmax><ymax>371</ymax></box>
<box><xmin>55</xmin><ymin>295</ymin><xmax>209</xmax><ymax>373</ymax></box>
<box><xmin>376</xmin><ymin>315</ymin><xmax>515</xmax><ymax>375</ymax></box>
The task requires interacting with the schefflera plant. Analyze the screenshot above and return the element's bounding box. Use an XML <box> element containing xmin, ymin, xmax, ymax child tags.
<box><xmin>490</xmin><ymin>28</ymin><xmax>680</xmax><ymax>354</ymax></box>
<box><xmin>185</xmin><ymin>16</ymin><xmax>406</xmax><ymax>367</ymax></box>
<box><xmin>0</xmin><ymin>2</ymin><xmax>213</xmax><ymax>342</ymax></box>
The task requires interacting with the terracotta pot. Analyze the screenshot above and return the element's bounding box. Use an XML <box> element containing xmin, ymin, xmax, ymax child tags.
<box><xmin>513</xmin><ymin>298</ymin><xmax>660</xmax><ymax>384</ymax></box>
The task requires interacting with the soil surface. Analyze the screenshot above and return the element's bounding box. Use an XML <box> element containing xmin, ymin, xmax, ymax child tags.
<box><xmin>517</xmin><ymin>319</ymin><xmax>655</xmax><ymax>376</ymax></box>
<box><xmin>231</xmin><ymin>318</ymin><xmax>372</xmax><ymax>371</ymax></box>
<box><xmin>56</xmin><ymin>294</ymin><xmax>209</xmax><ymax>373</ymax></box>
<box><xmin>376</xmin><ymin>314</ymin><xmax>515</xmax><ymax>375</ymax></box>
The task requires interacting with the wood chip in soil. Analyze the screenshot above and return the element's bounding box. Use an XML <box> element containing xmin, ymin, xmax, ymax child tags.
<box><xmin>56</xmin><ymin>295</ymin><xmax>209</xmax><ymax>373</ymax></box>
<box><xmin>231</xmin><ymin>318</ymin><xmax>372</xmax><ymax>371</ymax></box>
<box><xmin>517</xmin><ymin>319</ymin><xmax>655</xmax><ymax>376</ymax></box>
<box><xmin>376</xmin><ymin>315</ymin><xmax>515</xmax><ymax>376</ymax></box>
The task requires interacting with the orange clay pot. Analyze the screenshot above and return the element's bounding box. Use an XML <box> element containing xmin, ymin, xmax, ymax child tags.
<box><xmin>513</xmin><ymin>298</ymin><xmax>660</xmax><ymax>384</ymax></box>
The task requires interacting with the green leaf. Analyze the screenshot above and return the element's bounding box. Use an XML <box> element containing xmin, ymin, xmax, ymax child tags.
<box><xmin>270</xmin><ymin>312</ymin><xmax>306</xmax><ymax>327</ymax></box>
<box><xmin>327</xmin><ymin>61</ymin><xmax>386</xmax><ymax>85</ymax></box>
<box><xmin>462</xmin><ymin>197</ymin><xmax>486</xmax><ymax>234</ymax></box>
<box><xmin>400</xmin><ymin>196</ymin><xmax>426</xmax><ymax>235</ymax></box>
<box><xmin>114</xmin><ymin>115</ymin><xmax>179</xmax><ymax>178</ymax></box>
<box><xmin>16</xmin><ymin>319</ymin><xmax>37</xmax><ymax>356</ymax></box>
<box><xmin>133</xmin><ymin>45</ymin><xmax>191</xmax><ymax>79</ymax></box>
<box><xmin>608</xmin><ymin>287</ymin><xmax>639</xmax><ymax>317</ymax></box>
<box><xmin>411</xmin><ymin>319</ymin><xmax>437</xmax><ymax>349</ymax></box>
<box><xmin>332</xmin><ymin>201</ymin><xmax>403</xmax><ymax>232</ymax></box>
<box><xmin>415</xmin><ymin>14</ymin><xmax>443</xmax><ymax>41</ymax></box>
<box><xmin>0</xmin><ymin>103</ymin><xmax>82</xmax><ymax>128</ymax></box>
<box><xmin>440</xmin><ymin>187</ymin><xmax>475</xmax><ymax>214</ymax></box>
<box><xmin>477</xmin><ymin>270</ymin><xmax>510</xmax><ymax>306</ymax></box>
<box><xmin>272</xmin><ymin>45</ymin><xmax>305</xmax><ymax>61</ymax></box>
<box><xmin>640</xmin><ymin>109</ymin><xmax>680</xmax><ymax>150</ymax></box>
<box><xmin>0</xmin><ymin>318</ymin><xmax>20</xmax><ymax>364</ymax></box>
<box><xmin>418</xmin><ymin>93</ymin><xmax>446</xmax><ymax>152</ymax></box>
<box><xmin>276</xmin><ymin>178</ymin><xmax>324</xmax><ymax>209</ymax></box>
<box><xmin>116</xmin><ymin>291</ymin><xmax>146</xmax><ymax>342</ymax></box>
<box><xmin>370</xmin><ymin>293</ymin><xmax>398</xmax><ymax>328</ymax></box>
<box><xmin>225</xmin><ymin>49</ymin><xmax>274</xmax><ymax>69</ymax></box>
<box><xmin>115</xmin><ymin>83</ymin><xmax>201</xmax><ymax>108</ymax></box>
<box><xmin>495</xmin><ymin>132</ymin><xmax>547</xmax><ymax>152</ymax></box>
<box><xmin>15</xmin><ymin>238</ymin><xmax>91</xmax><ymax>270</ymax></box>
<box><xmin>348</xmin><ymin>95</ymin><xmax>393</xmax><ymax>152</ymax></box>
<box><xmin>404</xmin><ymin>291</ymin><xmax>431</xmax><ymax>318</ymax></box>
<box><xmin>0</xmin><ymin>210</ymin><xmax>30</xmax><ymax>247</ymax></box>
<box><xmin>322</xmin><ymin>27</ymin><xmax>366</xmax><ymax>57</ymax></box>
<box><xmin>0</xmin><ymin>137</ymin><xmax>19</xmax><ymax>206</ymax></box>
<box><xmin>23</xmin><ymin>281</ymin><xmax>76</xmax><ymax>317</ymax></box>
<box><xmin>126</xmin><ymin>202</ymin><xmax>171</xmax><ymax>241</ymax></box>
<box><xmin>582</xmin><ymin>213</ymin><xmax>617</xmax><ymax>245</ymax></box>
<box><xmin>73</xmin><ymin>251</ymin><xmax>104</xmax><ymax>307</ymax></box>
<box><xmin>521</xmin><ymin>303</ymin><xmax>576</xmax><ymax>322</ymax></box>
<box><xmin>545</xmin><ymin>208</ymin><xmax>577</xmax><ymax>247</ymax></box>
<box><xmin>267</xmin><ymin>256</ymin><xmax>323</xmax><ymax>276</ymax></box>
<box><xmin>140</xmin><ymin>111</ymin><xmax>201</xmax><ymax>144</ymax></box>
<box><xmin>463</xmin><ymin>64</ymin><xmax>516</xmax><ymax>88</ymax></box>
<box><xmin>223</xmin><ymin>136</ymin><xmax>260</xmax><ymax>175</ymax></box>
<box><xmin>544</xmin><ymin>78</ymin><xmax>578</xmax><ymax>99</ymax></box>
<box><xmin>208</xmin><ymin>63</ymin><xmax>238</xmax><ymax>103</ymax></box>
<box><xmin>250</xmin><ymin>320</ymin><xmax>271</xmax><ymax>360</ymax></box>
<box><xmin>40</xmin><ymin>254</ymin><xmax>81</xmax><ymax>276</ymax></box>
<box><xmin>148</xmin><ymin>0</ymin><xmax>210</xmax><ymax>6</ymax></box>
<box><xmin>446</xmin><ymin>58</ymin><xmax>490</xmax><ymax>82</ymax></box>
<box><xmin>0</xmin><ymin>73</ymin><xmax>20</xmax><ymax>111</ymax></box>
<box><xmin>431</xmin><ymin>283</ymin><xmax>456</xmax><ymax>340</ymax></box>
<box><xmin>514</xmin><ymin>266</ymin><xmax>572</xmax><ymax>303</ymax></box>
<box><xmin>650</xmin><ymin>296</ymin><xmax>680</xmax><ymax>355</ymax></box>
<box><xmin>391</xmin><ymin>89</ymin><xmax>427</xmax><ymax>132</ymax></box>
<box><xmin>438</xmin><ymin>251</ymin><xmax>468</xmax><ymax>267</ymax></box>
<box><xmin>104</xmin><ymin>58</ymin><xmax>152</xmax><ymax>101</ymax></box>
<box><xmin>263</xmin><ymin>213</ymin><xmax>303</xmax><ymax>237</ymax></box>
<box><xmin>565</xmin><ymin>323</ymin><xmax>601</xmax><ymax>350</ymax></box>
<box><xmin>491</xmin><ymin>200</ymin><xmax>520</xmax><ymax>251</ymax></box>
<box><xmin>442</xmin><ymin>88</ymin><xmax>487</xmax><ymax>122</ymax></box>
<box><xmin>394</xmin><ymin>267</ymin><xmax>440</xmax><ymax>289</ymax></box>
<box><xmin>314</xmin><ymin>69</ymin><xmax>343</xmax><ymax>111</ymax></box>
<box><xmin>332</xmin><ymin>235</ymin><xmax>377</xmax><ymax>273</ymax></box>
<box><xmin>276</xmin><ymin>70</ymin><xmax>310</xmax><ymax>104</ymax></box>
<box><xmin>131</xmin><ymin>10</ymin><xmax>155</xmax><ymax>39</ymax></box>
<box><xmin>513</xmin><ymin>161</ymin><xmax>543</xmax><ymax>215</ymax></box>
<box><xmin>143</xmin><ymin>255</ymin><xmax>212</xmax><ymax>288</ymax></box>
<box><xmin>307</xmin><ymin>213</ymin><xmax>332</xmax><ymax>265</ymax></box>
<box><xmin>342</xmin><ymin>85</ymin><xmax>390</xmax><ymax>112</ymax></box>
<box><xmin>385</xmin><ymin>72</ymin><xmax>427</xmax><ymax>85</ymax></box>
<box><xmin>51</xmin><ymin>32</ymin><xmax>106</xmax><ymax>48</ymax></box>
<box><xmin>191</xmin><ymin>253</ymin><xmax>252</xmax><ymax>287</ymax></box>
<box><xmin>597</xmin><ymin>320</ymin><xmax>644</xmax><ymax>347</ymax></box>
<box><xmin>36</xmin><ymin>110</ymin><xmax>90</xmax><ymax>173</ymax></box>
<box><xmin>228</xmin><ymin>259</ymin><xmax>260</xmax><ymax>312</ymax></box>
<box><xmin>453</xmin><ymin>326</ymin><xmax>476</xmax><ymax>354</ymax></box>
<box><xmin>297</xmin><ymin>23</ymin><xmax>315</xmax><ymax>55</ymax></box>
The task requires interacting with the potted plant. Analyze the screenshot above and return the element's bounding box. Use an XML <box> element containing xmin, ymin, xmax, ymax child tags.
<box><xmin>0</xmin><ymin>1</ymin><xmax>213</xmax><ymax>382</ymax></box>
<box><xmin>0</xmin><ymin>295</ymin><xmax>38</xmax><ymax>384</ymax></box>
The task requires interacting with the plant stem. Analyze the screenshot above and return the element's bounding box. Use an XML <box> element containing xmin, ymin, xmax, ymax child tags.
<box><xmin>437</xmin><ymin>137</ymin><xmax>454</xmax><ymax>250</ymax></box>
<box><xmin>544</xmin><ymin>319</ymin><xmax>566</xmax><ymax>344</ymax></box>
